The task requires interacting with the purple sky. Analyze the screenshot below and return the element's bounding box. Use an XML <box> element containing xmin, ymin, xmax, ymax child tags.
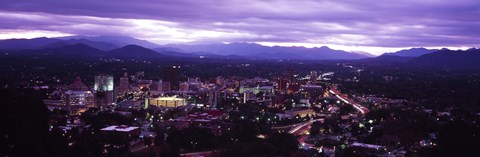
<box><xmin>0</xmin><ymin>0</ymin><xmax>479</xmax><ymax>54</ymax></box>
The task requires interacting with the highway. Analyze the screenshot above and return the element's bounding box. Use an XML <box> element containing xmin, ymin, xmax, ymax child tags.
<box><xmin>287</xmin><ymin>119</ymin><xmax>323</xmax><ymax>149</ymax></box>
<box><xmin>288</xmin><ymin>119</ymin><xmax>322</xmax><ymax>134</ymax></box>
<box><xmin>328</xmin><ymin>88</ymin><xmax>369</xmax><ymax>114</ymax></box>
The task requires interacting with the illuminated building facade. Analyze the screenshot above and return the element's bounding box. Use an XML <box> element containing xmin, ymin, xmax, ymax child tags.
<box><xmin>149</xmin><ymin>96</ymin><xmax>186</xmax><ymax>108</ymax></box>
<box><xmin>239</xmin><ymin>86</ymin><xmax>274</xmax><ymax>95</ymax></box>
<box><xmin>61</xmin><ymin>77</ymin><xmax>94</xmax><ymax>114</ymax></box>
<box><xmin>94</xmin><ymin>74</ymin><xmax>115</xmax><ymax>107</ymax></box>
<box><xmin>94</xmin><ymin>75</ymin><xmax>114</xmax><ymax>91</ymax></box>
<box><xmin>63</xmin><ymin>90</ymin><xmax>95</xmax><ymax>108</ymax></box>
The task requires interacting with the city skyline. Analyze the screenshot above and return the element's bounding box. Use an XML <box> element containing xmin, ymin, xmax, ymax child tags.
<box><xmin>1</xmin><ymin>0</ymin><xmax>479</xmax><ymax>55</ymax></box>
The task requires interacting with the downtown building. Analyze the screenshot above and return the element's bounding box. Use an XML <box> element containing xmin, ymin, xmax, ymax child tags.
<box><xmin>116</xmin><ymin>72</ymin><xmax>131</xmax><ymax>94</ymax></box>
<box><xmin>60</xmin><ymin>77</ymin><xmax>95</xmax><ymax>114</ymax></box>
<box><xmin>94</xmin><ymin>74</ymin><xmax>115</xmax><ymax>107</ymax></box>
<box><xmin>149</xmin><ymin>96</ymin><xmax>186</xmax><ymax>108</ymax></box>
<box><xmin>150</xmin><ymin>80</ymin><xmax>171</xmax><ymax>95</ymax></box>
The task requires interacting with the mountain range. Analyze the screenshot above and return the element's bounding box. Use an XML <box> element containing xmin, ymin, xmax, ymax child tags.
<box><xmin>411</xmin><ymin>48</ymin><xmax>480</xmax><ymax>70</ymax></box>
<box><xmin>0</xmin><ymin>36</ymin><xmax>373</xmax><ymax>60</ymax></box>
<box><xmin>165</xmin><ymin>42</ymin><xmax>372</xmax><ymax>60</ymax></box>
<box><xmin>0</xmin><ymin>36</ymin><xmax>479</xmax><ymax>70</ymax></box>
<box><xmin>4</xmin><ymin>43</ymin><xmax>167</xmax><ymax>59</ymax></box>
<box><xmin>382</xmin><ymin>48</ymin><xmax>438</xmax><ymax>57</ymax></box>
<box><xmin>58</xmin><ymin>35</ymin><xmax>160</xmax><ymax>49</ymax></box>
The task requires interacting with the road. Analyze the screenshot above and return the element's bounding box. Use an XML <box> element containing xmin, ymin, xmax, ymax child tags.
<box><xmin>287</xmin><ymin>119</ymin><xmax>323</xmax><ymax>149</ymax></box>
<box><xmin>328</xmin><ymin>88</ymin><xmax>369</xmax><ymax>114</ymax></box>
<box><xmin>130</xmin><ymin>141</ymin><xmax>147</xmax><ymax>152</ymax></box>
<box><xmin>180</xmin><ymin>151</ymin><xmax>213</xmax><ymax>157</ymax></box>
<box><xmin>288</xmin><ymin>119</ymin><xmax>322</xmax><ymax>135</ymax></box>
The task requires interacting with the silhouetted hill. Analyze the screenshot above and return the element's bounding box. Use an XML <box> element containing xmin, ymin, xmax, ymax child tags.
<box><xmin>40</xmin><ymin>43</ymin><xmax>106</xmax><ymax>57</ymax></box>
<box><xmin>1</xmin><ymin>36</ymin><xmax>371</xmax><ymax>60</ymax></box>
<box><xmin>383</xmin><ymin>48</ymin><xmax>437</xmax><ymax>57</ymax></box>
<box><xmin>40</xmin><ymin>41</ymin><xmax>70</xmax><ymax>49</ymax></box>
<box><xmin>165</xmin><ymin>42</ymin><xmax>266</xmax><ymax>56</ymax></box>
<box><xmin>108</xmin><ymin>45</ymin><xmax>163</xmax><ymax>58</ymax></box>
<box><xmin>410</xmin><ymin>48</ymin><xmax>480</xmax><ymax>70</ymax></box>
<box><xmin>0</xmin><ymin>37</ymin><xmax>119</xmax><ymax>51</ymax></box>
<box><xmin>346</xmin><ymin>54</ymin><xmax>413</xmax><ymax>68</ymax></box>
<box><xmin>166</xmin><ymin>43</ymin><xmax>370</xmax><ymax>60</ymax></box>
<box><xmin>0</xmin><ymin>37</ymin><xmax>61</xmax><ymax>50</ymax></box>
<box><xmin>360</xmin><ymin>55</ymin><xmax>413</xmax><ymax>62</ymax></box>
<box><xmin>352</xmin><ymin>51</ymin><xmax>377</xmax><ymax>57</ymax></box>
<box><xmin>59</xmin><ymin>35</ymin><xmax>160</xmax><ymax>48</ymax></box>
<box><xmin>62</xmin><ymin>39</ymin><xmax>119</xmax><ymax>51</ymax></box>
<box><xmin>3</xmin><ymin>43</ymin><xmax>106</xmax><ymax>59</ymax></box>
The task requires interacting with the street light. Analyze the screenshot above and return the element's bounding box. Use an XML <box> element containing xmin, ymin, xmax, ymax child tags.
<box><xmin>190</xmin><ymin>141</ymin><xmax>198</xmax><ymax>151</ymax></box>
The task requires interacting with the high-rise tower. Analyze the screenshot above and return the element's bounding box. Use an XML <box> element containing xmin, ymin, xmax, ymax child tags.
<box><xmin>94</xmin><ymin>74</ymin><xmax>115</xmax><ymax>107</ymax></box>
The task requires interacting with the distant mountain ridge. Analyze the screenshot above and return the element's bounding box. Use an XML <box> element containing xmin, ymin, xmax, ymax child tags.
<box><xmin>165</xmin><ymin>42</ymin><xmax>371</xmax><ymax>60</ymax></box>
<box><xmin>108</xmin><ymin>45</ymin><xmax>163</xmax><ymax>58</ymax></box>
<box><xmin>2</xmin><ymin>36</ymin><xmax>479</xmax><ymax>64</ymax></box>
<box><xmin>45</xmin><ymin>43</ymin><xmax>106</xmax><ymax>56</ymax></box>
<box><xmin>7</xmin><ymin>43</ymin><xmax>106</xmax><ymax>58</ymax></box>
<box><xmin>0</xmin><ymin>37</ymin><xmax>119</xmax><ymax>51</ymax></box>
<box><xmin>357</xmin><ymin>48</ymin><xmax>480</xmax><ymax>70</ymax></box>
<box><xmin>1</xmin><ymin>36</ymin><xmax>480</xmax><ymax>70</ymax></box>
<box><xmin>0</xmin><ymin>36</ymin><xmax>373</xmax><ymax>60</ymax></box>
<box><xmin>383</xmin><ymin>48</ymin><xmax>438</xmax><ymax>57</ymax></box>
<box><xmin>0</xmin><ymin>37</ymin><xmax>61</xmax><ymax>50</ymax></box>
<box><xmin>58</xmin><ymin>35</ymin><xmax>160</xmax><ymax>48</ymax></box>
<box><xmin>42</xmin><ymin>39</ymin><xmax>119</xmax><ymax>51</ymax></box>
<box><xmin>410</xmin><ymin>48</ymin><xmax>480</xmax><ymax>70</ymax></box>
<box><xmin>4</xmin><ymin>43</ymin><xmax>169</xmax><ymax>59</ymax></box>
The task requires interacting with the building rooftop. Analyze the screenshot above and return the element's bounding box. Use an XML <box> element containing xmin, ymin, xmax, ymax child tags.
<box><xmin>100</xmin><ymin>125</ymin><xmax>139</xmax><ymax>132</ymax></box>
<box><xmin>151</xmin><ymin>96</ymin><xmax>185</xmax><ymax>101</ymax></box>
<box><xmin>301</xmin><ymin>84</ymin><xmax>323</xmax><ymax>88</ymax></box>
<box><xmin>68</xmin><ymin>76</ymin><xmax>89</xmax><ymax>91</ymax></box>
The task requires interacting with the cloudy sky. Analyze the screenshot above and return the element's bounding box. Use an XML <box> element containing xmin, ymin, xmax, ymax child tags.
<box><xmin>0</xmin><ymin>0</ymin><xmax>479</xmax><ymax>55</ymax></box>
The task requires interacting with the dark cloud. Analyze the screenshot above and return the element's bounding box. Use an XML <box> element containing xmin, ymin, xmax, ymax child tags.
<box><xmin>0</xmin><ymin>0</ymin><xmax>479</xmax><ymax>54</ymax></box>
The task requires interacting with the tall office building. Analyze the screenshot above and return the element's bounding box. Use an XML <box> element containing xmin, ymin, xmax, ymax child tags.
<box><xmin>117</xmin><ymin>72</ymin><xmax>130</xmax><ymax>94</ymax></box>
<box><xmin>151</xmin><ymin>80</ymin><xmax>172</xmax><ymax>93</ymax></box>
<box><xmin>94</xmin><ymin>74</ymin><xmax>115</xmax><ymax>107</ymax></box>
<box><xmin>277</xmin><ymin>77</ymin><xmax>288</xmax><ymax>92</ymax></box>
<box><xmin>207</xmin><ymin>90</ymin><xmax>218</xmax><ymax>107</ymax></box>
<box><xmin>94</xmin><ymin>75</ymin><xmax>114</xmax><ymax>91</ymax></box>
<box><xmin>163</xmin><ymin>66</ymin><xmax>181</xmax><ymax>90</ymax></box>
<box><xmin>310</xmin><ymin>71</ymin><xmax>318</xmax><ymax>83</ymax></box>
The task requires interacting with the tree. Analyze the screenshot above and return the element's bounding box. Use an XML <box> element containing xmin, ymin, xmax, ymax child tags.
<box><xmin>436</xmin><ymin>120</ymin><xmax>479</xmax><ymax>157</ymax></box>
<box><xmin>309</xmin><ymin>122</ymin><xmax>321</xmax><ymax>137</ymax></box>
<box><xmin>0</xmin><ymin>89</ymin><xmax>63</xmax><ymax>157</ymax></box>
<box><xmin>267</xmin><ymin>132</ymin><xmax>299</xmax><ymax>157</ymax></box>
